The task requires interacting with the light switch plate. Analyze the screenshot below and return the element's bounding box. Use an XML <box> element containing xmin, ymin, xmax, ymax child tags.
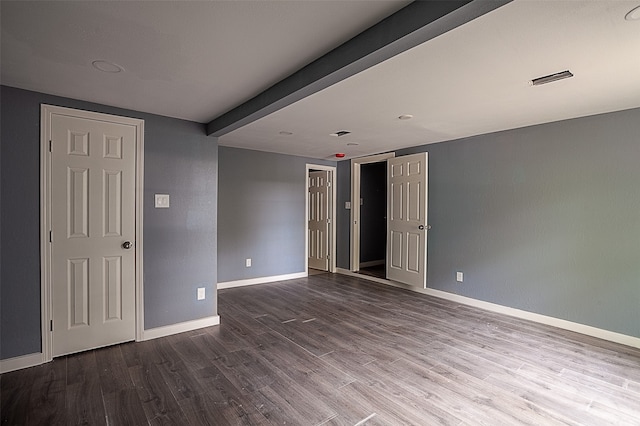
<box><xmin>197</xmin><ymin>287</ymin><xmax>205</xmax><ymax>300</ymax></box>
<box><xmin>155</xmin><ymin>194</ymin><xmax>170</xmax><ymax>208</ymax></box>
<box><xmin>246</xmin><ymin>258</ymin><xmax>252</xmax><ymax>267</ymax></box>
<box><xmin>345</xmin><ymin>201</ymin><xmax>351</xmax><ymax>209</ymax></box>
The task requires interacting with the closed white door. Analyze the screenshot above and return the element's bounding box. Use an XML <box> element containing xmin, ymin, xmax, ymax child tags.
<box><xmin>386</xmin><ymin>153</ymin><xmax>428</xmax><ymax>287</ymax></box>
<box><xmin>50</xmin><ymin>113</ymin><xmax>137</xmax><ymax>357</ymax></box>
<box><xmin>308</xmin><ymin>170</ymin><xmax>330</xmax><ymax>271</ymax></box>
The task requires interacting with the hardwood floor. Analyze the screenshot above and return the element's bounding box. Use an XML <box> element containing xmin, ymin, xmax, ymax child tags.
<box><xmin>3</xmin><ymin>273</ymin><xmax>640</xmax><ymax>425</ymax></box>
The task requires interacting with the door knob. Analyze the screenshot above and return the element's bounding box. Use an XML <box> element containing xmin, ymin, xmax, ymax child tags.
<box><xmin>418</xmin><ymin>225</ymin><xmax>432</xmax><ymax>230</ymax></box>
<box><xmin>122</xmin><ymin>241</ymin><xmax>133</xmax><ymax>250</ymax></box>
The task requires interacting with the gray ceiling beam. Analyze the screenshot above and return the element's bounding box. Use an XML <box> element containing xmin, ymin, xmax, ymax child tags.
<box><xmin>207</xmin><ymin>0</ymin><xmax>511</xmax><ymax>137</ymax></box>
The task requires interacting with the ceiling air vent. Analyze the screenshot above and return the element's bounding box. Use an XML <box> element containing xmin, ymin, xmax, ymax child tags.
<box><xmin>530</xmin><ymin>70</ymin><xmax>574</xmax><ymax>86</ymax></box>
<box><xmin>329</xmin><ymin>130</ymin><xmax>351</xmax><ymax>137</ymax></box>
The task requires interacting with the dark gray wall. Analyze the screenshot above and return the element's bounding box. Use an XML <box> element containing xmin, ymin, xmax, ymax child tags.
<box><xmin>218</xmin><ymin>147</ymin><xmax>334</xmax><ymax>282</ymax></box>
<box><xmin>360</xmin><ymin>162</ymin><xmax>386</xmax><ymax>263</ymax></box>
<box><xmin>0</xmin><ymin>86</ymin><xmax>218</xmax><ymax>359</ymax></box>
<box><xmin>337</xmin><ymin>108</ymin><xmax>640</xmax><ymax>338</ymax></box>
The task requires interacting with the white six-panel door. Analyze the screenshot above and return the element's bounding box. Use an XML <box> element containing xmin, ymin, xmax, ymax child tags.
<box><xmin>308</xmin><ymin>170</ymin><xmax>330</xmax><ymax>271</ymax></box>
<box><xmin>386</xmin><ymin>153</ymin><xmax>428</xmax><ymax>287</ymax></box>
<box><xmin>50</xmin><ymin>112</ymin><xmax>137</xmax><ymax>357</ymax></box>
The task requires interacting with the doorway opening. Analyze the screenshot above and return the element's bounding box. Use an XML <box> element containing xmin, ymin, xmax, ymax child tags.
<box><xmin>306</xmin><ymin>164</ymin><xmax>336</xmax><ymax>275</ymax></box>
<box><xmin>350</xmin><ymin>152</ymin><xmax>429</xmax><ymax>288</ymax></box>
<box><xmin>358</xmin><ymin>162</ymin><xmax>387</xmax><ymax>279</ymax></box>
<box><xmin>350</xmin><ymin>152</ymin><xmax>394</xmax><ymax>273</ymax></box>
<box><xmin>40</xmin><ymin>105</ymin><xmax>144</xmax><ymax>362</ymax></box>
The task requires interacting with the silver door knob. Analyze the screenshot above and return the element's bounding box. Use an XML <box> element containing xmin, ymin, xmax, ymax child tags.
<box><xmin>418</xmin><ymin>225</ymin><xmax>432</xmax><ymax>230</ymax></box>
<box><xmin>122</xmin><ymin>241</ymin><xmax>133</xmax><ymax>250</ymax></box>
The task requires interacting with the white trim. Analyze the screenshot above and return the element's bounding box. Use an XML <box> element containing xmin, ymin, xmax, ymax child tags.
<box><xmin>350</xmin><ymin>152</ymin><xmax>395</xmax><ymax>272</ymax></box>
<box><xmin>142</xmin><ymin>316</ymin><xmax>220</xmax><ymax>341</ymax></box>
<box><xmin>336</xmin><ymin>269</ymin><xmax>640</xmax><ymax>349</ymax></box>
<box><xmin>305</xmin><ymin>164</ymin><xmax>337</xmax><ymax>273</ymax></box>
<box><xmin>40</xmin><ymin>106</ymin><xmax>53</xmax><ymax>363</ymax></box>
<box><xmin>40</xmin><ymin>105</ymin><xmax>144</xmax><ymax>361</ymax></box>
<box><xmin>218</xmin><ymin>272</ymin><xmax>307</xmax><ymax>289</ymax></box>
<box><xmin>359</xmin><ymin>259</ymin><xmax>385</xmax><ymax>268</ymax></box>
<box><xmin>135</xmin><ymin>120</ymin><xmax>145</xmax><ymax>342</ymax></box>
<box><xmin>0</xmin><ymin>352</ymin><xmax>45</xmax><ymax>374</ymax></box>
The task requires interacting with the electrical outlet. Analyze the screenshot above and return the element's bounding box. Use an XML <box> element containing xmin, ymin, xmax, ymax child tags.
<box><xmin>154</xmin><ymin>194</ymin><xmax>170</xmax><ymax>208</ymax></box>
<box><xmin>456</xmin><ymin>272</ymin><xmax>464</xmax><ymax>282</ymax></box>
<box><xmin>246</xmin><ymin>258</ymin><xmax>252</xmax><ymax>267</ymax></box>
<box><xmin>197</xmin><ymin>287</ymin><xmax>205</xmax><ymax>300</ymax></box>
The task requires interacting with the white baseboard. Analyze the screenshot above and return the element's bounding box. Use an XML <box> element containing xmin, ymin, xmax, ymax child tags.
<box><xmin>217</xmin><ymin>272</ymin><xmax>307</xmax><ymax>290</ymax></box>
<box><xmin>142</xmin><ymin>315</ymin><xmax>220</xmax><ymax>341</ymax></box>
<box><xmin>359</xmin><ymin>260</ymin><xmax>385</xmax><ymax>268</ymax></box>
<box><xmin>1</xmin><ymin>317</ymin><xmax>222</xmax><ymax>372</ymax></box>
<box><xmin>336</xmin><ymin>269</ymin><xmax>640</xmax><ymax>349</ymax></box>
<box><xmin>0</xmin><ymin>352</ymin><xmax>44</xmax><ymax>374</ymax></box>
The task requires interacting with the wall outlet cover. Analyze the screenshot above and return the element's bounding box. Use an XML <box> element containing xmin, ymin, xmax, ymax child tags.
<box><xmin>456</xmin><ymin>272</ymin><xmax>464</xmax><ymax>282</ymax></box>
<box><xmin>246</xmin><ymin>258</ymin><xmax>252</xmax><ymax>267</ymax></box>
<box><xmin>155</xmin><ymin>194</ymin><xmax>170</xmax><ymax>208</ymax></box>
<box><xmin>197</xmin><ymin>287</ymin><xmax>205</xmax><ymax>300</ymax></box>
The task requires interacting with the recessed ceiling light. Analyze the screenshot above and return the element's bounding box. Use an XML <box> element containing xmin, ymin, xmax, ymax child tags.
<box><xmin>329</xmin><ymin>131</ymin><xmax>351</xmax><ymax>137</ymax></box>
<box><xmin>279</xmin><ymin>131</ymin><xmax>293</xmax><ymax>136</ymax></box>
<box><xmin>346</xmin><ymin>143</ymin><xmax>359</xmax><ymax>146</ymax></box>
<box><xmin>530</xmin><ymin>70</ymin><xmax>573</xmax><ymax>86</ymax></box>
<box><xmin>92</xmin><ymin>60</ymin><xmax>124</xmax><ymax>73</ymax></box>
<box><xmin>625</xmin><ymin>5</ymin><xmax>640</xmax><ymax>20</ymax></box>
<box><xmin>398</xmin><ymin>114</ymin><xmax>414</xmax><ymax>120</ymax></box>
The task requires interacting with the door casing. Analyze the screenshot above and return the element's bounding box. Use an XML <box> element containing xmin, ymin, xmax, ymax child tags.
<box><xmin>40</xmin><ymin>105</ymin><xmax>145</xmax><ymax>363</ymax></box>
<box><xmin>305</xmin><ymin>164</ymin><xmax>336</xmax><ymax>273</ymax></box>
<box><xmin>350</xmin><ymin>152</ymin><xmax>395</xmax><ymax>272</ymax></box>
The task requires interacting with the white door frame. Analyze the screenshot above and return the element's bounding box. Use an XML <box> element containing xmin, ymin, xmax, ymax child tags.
<box><xmin>40</xmin><ymin>105</ymin><xmax>144</xmax><ymax>363</ymax></box>
<box><xmin>350</xmin><ymin>152</ymin><xmax>395</xmax><ymax>272</ymax></box>
<box><xmin>305</xmin><ymin>164</ymin><xmax>337</xmax><ymax>273</ymax></box>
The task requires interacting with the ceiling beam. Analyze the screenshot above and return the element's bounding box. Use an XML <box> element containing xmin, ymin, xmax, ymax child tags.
<box><xmin>207</xmin><ymin>0</ymin><xmax>511</xmax><ymax>137</ymax></box>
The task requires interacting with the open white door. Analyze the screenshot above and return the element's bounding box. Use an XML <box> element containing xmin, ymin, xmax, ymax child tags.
<box><xmin>49</xmin><ymin>111</ymin><xmax>138</xmax><ymax>357</ymax></box>
<box><xmin>308</xmin><ymin>170</ymin><xmax>330</xmax><ymax>271</ymax></box>
<box><xmin>386</xmin><ymin>153</ymin><xmax>428</xmax><ymax>288</ymax></box>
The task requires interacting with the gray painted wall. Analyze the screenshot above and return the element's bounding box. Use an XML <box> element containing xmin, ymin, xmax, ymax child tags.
<box><xmin>0</xmin><ymin>86</ymin><xmax>218</xmax><ymax>359</ymax></box>
<box><xmin>218</xmin><ymin>147</ymin><xmax>334</xmax><ymax>282</ymax></box>
<box><xmin>337</xmin><ymin>107</ymin><xmax>640</xmax><ymax>338</ymax></box>
<box><xmin>360</xmin><ymin>162</ymin><xmax>386</xmax><ymax>263</ymax></box>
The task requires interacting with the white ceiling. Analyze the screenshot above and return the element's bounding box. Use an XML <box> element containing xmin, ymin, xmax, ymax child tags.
<box><xmin>0</xmin><ymin>0</ymin><xmax>410</xmax><ymax>122</ymax></box>
<box><xmin>221</xmin><ymin>0</ymin><xmax>640</xmax><ymax>159</ymax></box>
<box><xmin>2</xmin><ymin>1</ymin><xmax>640</xmax><ymax>161</ymax></box>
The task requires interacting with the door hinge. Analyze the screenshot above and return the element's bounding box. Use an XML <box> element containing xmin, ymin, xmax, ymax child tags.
<box><xmin>49</xmin><ymin>231</ymin><xmax>52</xmax><ymax>242</ymax></box>
<box><xmin>50</xmin><ymin>320</ymin><xmax>53</xmax><ymax>331</ymax></box>
<box><xmin>327</xmin><ymin>218</ymin><xmax>331</xmax><ymax>224</ymax></box>
<box><xmin>49</xmin><ymin>140</ymin><xmax>52</xmax><ymax>152</ymax></box>
<box><xmin>327</xmin><ymin>181</ymin><xmax>331</xmax><ymax>187</ymax></box>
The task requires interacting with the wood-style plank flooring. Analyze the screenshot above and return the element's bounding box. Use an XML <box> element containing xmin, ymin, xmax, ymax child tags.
<box><xmin>3</xmin><ymin>273</ymin><xmax>640</xmax><ymax>425</ymax></box>
<box><xmin>358</xmin><ymin>264</ymin><xmax>386</xmax><ymax>279</ymax></box>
